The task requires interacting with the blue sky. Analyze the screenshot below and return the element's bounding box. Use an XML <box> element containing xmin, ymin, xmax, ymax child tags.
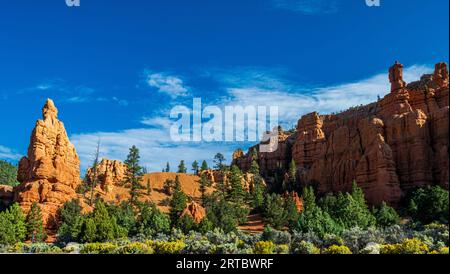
<box><xmin>0</xmin><ymin>0</ymin><xmax>448</xmax><ymax>172</ymax></box>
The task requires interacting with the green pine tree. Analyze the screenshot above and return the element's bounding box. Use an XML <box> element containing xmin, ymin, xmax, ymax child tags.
<box><xmin>229</xmin><ymin>165</ymin><xmax>245</xmax><ymax>204</ymax></box>
<box><xmin>199</xmin><ymin>173</ymin><xmax>209</xmax><ymax>206</ymax></box>
<box><xmin>178</xmin><ymin>160</ymin><xmax>187</xmax><ymax>173</ymax></box>
<box><xmin>26</xmin><ymin>202</ymin><xmax>46</xmax><ymax>243</ymax></box>
<box><xmin>191</xmin><ymin>160</ymin><xmax>199</xmax><ymax>175</ymax></box>
<box><xmin>165</xmin><ymin>162</ymin><xmax>170</xmax><ymax>172</ymax></box>
<box><xmin>200</xmin><ymin>160</ymin><xmax>209</xmax><ymax>171</ymax></box>
<box><xmin>169</xmin><ymin>176</ymin><xmax>188</xmax><ymax>224</ymax></box>
<box><xmin>124</xmin><ymin>145</ymin><xmax>144</xmax><ymax>206</ymax></box>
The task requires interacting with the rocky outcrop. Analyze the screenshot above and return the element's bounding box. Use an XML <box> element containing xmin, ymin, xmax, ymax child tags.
<box><xmin>14</xmin><ymin>99</ymin><xmax>82</xmax><ymax>229</ymax></box>
<box><xmin>86</xmin><ymin>158</ymin><xmax>127</xmax><ymax>193</ymax></box>
<box><xmin>235</xmin><ymin>62</ymin><xmax>449</xmax><ymax>206</ymax></box>
<box><xmin>180</xmin><ymin>201</ymin><xmax>206</xmax><ymax>223</ymax></box>
<box><xmin>199</xmin><ymin>169</ymin><xmax>266</xmax><ymax>192</ymax></box>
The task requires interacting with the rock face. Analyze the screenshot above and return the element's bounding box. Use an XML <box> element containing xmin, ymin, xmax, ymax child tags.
<box><xmin>14</xmin><ymin>99</ymin><xmax>81</xmax><ymax>229</ymax></box>
<box><xmin>85</xmin><ymin>158</ymin><xmax>127</xmax><ymax>193</ymax></box>
<box><xmin>235</xmin><ymin>62</ymin><xmax>449</xmax><ymax>206</ymax></box>
<box><xmin>180</xmin><ymin>201</ymin><xmax>206</xmax><ymax>223</ymax></box>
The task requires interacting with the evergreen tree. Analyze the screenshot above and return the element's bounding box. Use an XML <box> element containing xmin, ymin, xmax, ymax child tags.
<box><xmin>249</xmin><ymin>159</ymin><xmax>260</xmax><ymax>175</ymax></box>
<box><xmin>124</xmin><ymin>145</ymin><xmax>144</xmax><ymax>206</ymax></box>
<box><xmin>178</xmin><ymin>160</ymin><xmax>187</xmax><ymax>173</ymax></box>
<box><xmin>57</xmin><ymin>199</ymin><xmax>84</xmax><ymax>243</ymax></box>
<box><xmin>284</xmin><ymin>159</ymin><xmax>297</xmax><ymax>192</ymax></box>
<box><xmin>373</xmin><ymin>202</ymin><xmax>400</xmax><ymax>227</ymax></box>
<box><xmin>262</xmin><ymin>193</ymin><xmax>288</xmax><ymax>229</ymax></box>
<box><xmin>200</xmin><ymin>160</ymin><xmax>209</xmax><ymax>171</ymax></box>
<box><xmin>165</xmin><ymin>162</ymin><xmax>170</xmax><ymax>172</ymax></box>
<box><xmin>0</xmin><ymin>203</ymin><xmax>26</xmax><ymax>245</ymax></box>
<box><xmin>137</xmin><ymin>203</ymin><xmax>171</xmax><ymax>236</ymax></box>
<box><xmin>26</xmin><ymin>202</ymin><xmax>46</xmax><ymax>243</ymax></box>
<box><xmin>146</xmin><ymin>178</ymin><xmax>152</xmax><ymax>195</ymax></box>
<box><xmin>83</xmin><ymin>200</ymin><xmax>127</xmax><ymax>242</ymax></box>
<box><xmin>213</xmin><ymin>153</ymin><xmax>226</xmax><ymax>170</ymax></box>
<box><xmin>407</xmin><ymin>186</ymin><xmax>449</xmax><ymax>224</ymax></box>
<box><xmin>199</xmin><ymin>173</ymin><xmax>209</xmax><ymax>206</ymax></box>
<box><xmin>229</xmin><ymin>165</ymin><xmax>245</xmax><ymax>204</ymax></box>
<box><xmin>169</xmin><ymin>176</ymin><xmax>188</xmax><ymax>224</ymax></box>
<box><xmin>0</xmin><ymin>160</ymin><xmax>20</xmax><ymax>187</ymax></box>
<box><xmin>88</xmin><ymin>140</ymin><xmax>101</xmax><ymax>206</ymax></box>
<box><xmin>191</xmin><ymin>160</ymin><xmax>199</xmax><ymax>175</ymax></box>
<box><xmin>251</xmin><ymin>176</ymin><xmax>265</xmax><ymax>211</ymax></box>
<box><xmin>297</xmin><ymin>187</ymin><xmax>342</xmax><ymax>237</ymax></box>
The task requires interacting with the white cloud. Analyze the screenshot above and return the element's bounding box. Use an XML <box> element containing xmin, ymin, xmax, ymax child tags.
<box><xmin>218</xmin><ymin>64</ymin><xmax>433</xmax><ymax>127</ymax></box>
<box><xmin>146</xmin><ymin>72</ymin><xmax>189</xmax><ymax>98</ymax></box>
<box><xmin>71</xmin><ymin>126</ymin><xmax>237</xmax><ymax>173</ymax></box>
<box><xmin>0</xmin><ymin>145</ymin><xmax>21</xmax><ymax>161</ymax></box>
<box><xmin>71</xmin><ymin>63</ymin><xmax>433</xmax><ymax>173</ymax></box>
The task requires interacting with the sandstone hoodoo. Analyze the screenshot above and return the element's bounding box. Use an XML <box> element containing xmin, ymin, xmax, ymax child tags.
<box><xmin>86</xmin><ymin>158</ymin><xmax>127</xmax><ymax>193</ymax></box>
<box><xmin>14</xmin><ymin>99</ymin><xmax>82</xmax><ymax>230</ymax></box>
<box><xmin>181</xmin><ymin>201</ymin><xmax>206</xmax><ymax>223</ymax></box>
<box><xmin>234</xmin><ymin>62</ymin><xmax>449</xmax><ymax>206</ymax></box>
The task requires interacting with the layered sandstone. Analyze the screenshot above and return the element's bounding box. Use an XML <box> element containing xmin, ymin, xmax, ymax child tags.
<box><xmin>235</xmin><ymin>62</ymin><xmax>449</xmax><ymax>206</ymax></box>
<box><xmin>86</xmin><ymin>158</ymin><xmax>127</xmax><ymax>193</ymax></box>
<box><xmin>14</xmin><ymin>99</ymin><xmax>81</xmax><ymax>229</ymax></box>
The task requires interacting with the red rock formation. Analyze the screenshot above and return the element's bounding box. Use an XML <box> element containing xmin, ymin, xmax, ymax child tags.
<box><xmin>235</xmin><ymin>62</ymin><xmax>449</xmax><ymax>206</ymax></box>
<box><xmin>14</xmin><ymin>99</ymin><xmax>82</xmax><ymax>229</ymax></box>
<box><xmin>389</xmin><ymin>61</ymin><xmax>406</xmax><ymax>92</ymax></box>
<box><xmin>180</xmin><ymin>201</ymin><xmax>206</xmax><ymax>223</ymax></box>
<box><xmin>86</xmin><ymin>158</ymin><xmax>127</xmax><ymax>193</ymax></box>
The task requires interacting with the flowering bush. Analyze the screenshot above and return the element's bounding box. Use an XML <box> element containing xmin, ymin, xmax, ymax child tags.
<box><xmin>322</xmin><ymin>245</ymin><xmax>352</xmax><ymax>254</ymax></box>
<box><xmin>152</xmin><ymin>240</ymin><xmax>186</xmax><ymax>254</ymax></box>
<box><xmin>80</xmin><ymin>242</ymin><xmax>119</xmax><ymax>254</ymax></box>
<box><xmin>253</xmin><ymin>241</ymin><xmax>275</xmax><ymax>254</ymax></box>
<box><xmin>380</xmin><ymin>238</ymin><xmax>429</xmax><ymax>254</ymax></box>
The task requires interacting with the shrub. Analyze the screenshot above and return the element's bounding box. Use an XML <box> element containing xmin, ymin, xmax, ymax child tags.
<box><xmin>253</xmin><ymin>241</ymin><xmax>275</xmax><ymax>254</ymax></box>
<box><xmin>291</xmin><ymin>240</ymin><xmax>320</xmax><ymax>254</ymax></box>
<box><xmin>322</xmin><ymin>245</ymin><xmax>352</xmax><ymax>254</ymax></box>
<box><xmin>408</xmin><ymin>186</ymin><xmax>449</xmax><ymax>225</ymax></box>
<box><xmin>137</xmin><ymin>203</ymin><xmax>171</xmax><ymax>237</ymax></box>
<box><xmin>380</xmin><ymin>238</ymin><xmax>429</xmax><ymax>254</ymax></box>
<box><xmin>115</xmin><ymin>242</ymin><xmax>154</xmax><ymax>254</ymax></box>
<box><xmin>261</xmin><ymin>226</ymin><xmax>291</xmax><ymax>245</ymax></box>
<box><xmin>430</xmin><ymin>247</ymin><xmax>449</xmax><ymax>254</ymax></box>
<box><xmin>80</xmin><ymin>242</ymin><xmax>119</xmax><ymax>254</ymax></box>
<box><xmin>373</xmin><ymin>202</ymin><xmax>400</xmax><ymax>227</ymax></box>
<box><xmin>153</xmin><ymin>240</ymin><xmax>186</xmax><ymax>254</ymax></box>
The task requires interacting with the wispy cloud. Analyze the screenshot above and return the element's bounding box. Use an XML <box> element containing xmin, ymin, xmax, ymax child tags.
<box><xmin>71</xmin><ymin>63</ymin><xmax>433</xmax><ymax>172</ymax></box>
<box><xmin>21</xmin><ymin>79</ymin><xmax>128</xmax><ymax>106</ymax></box>
<box><xmin>214</xmin><ymin>64</ymin><xmax>433</xmax><ymax>127</ymax></box>
<box><xmin>146</xmin><ymin>72</ymin><xmax>189</xmax><ymax>98</ymax></box>
<box><xmin>272</xmin><ymin>0</ymin><xmax>340</xmax><ymax>14</ymax></box>
<box><xmin>0</xmin><ymin>145</ymin><xmax>21</xmax><ymax>161</ymax></box>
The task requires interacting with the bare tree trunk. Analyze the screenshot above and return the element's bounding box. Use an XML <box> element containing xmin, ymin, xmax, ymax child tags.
<box><xmin>89</xmin><ymin>140</ymin><xmax>101</xmax><ymax>206</ymax></box>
